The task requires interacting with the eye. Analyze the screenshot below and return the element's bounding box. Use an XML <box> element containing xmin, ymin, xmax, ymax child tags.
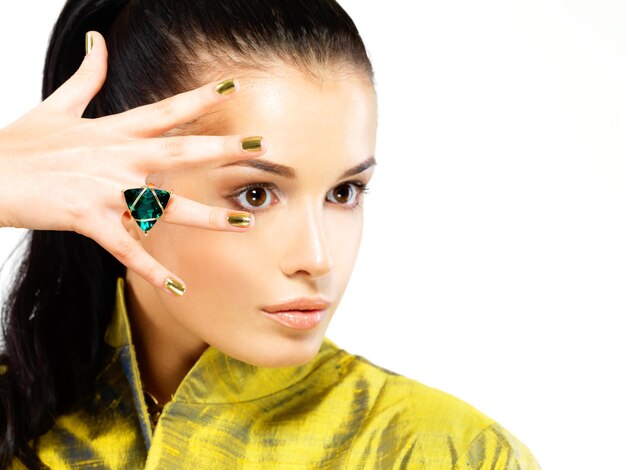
<box><xmin>326</xmin><ymin>182</ymin><xmax>367</xmax><ymax>206</ymax></box>
<box><xmin>232</xmin><ymin>184</ymin><xmax>276</xmax><ymax>210</ymax></box>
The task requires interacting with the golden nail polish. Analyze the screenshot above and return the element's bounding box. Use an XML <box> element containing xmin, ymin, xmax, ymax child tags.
<box><xmin>228</xmin><ymin>212</ymin><xmax>252</xmax><ymax>227</ymax></box>
<box><xmin>241</xmin><ymin>136</ymin><xmax>263</xmax><ymax>152</ymax></box>
<box><xmin>164</xmin><ymin>277</ymin><xmax>186</xmax><ymax>296</ymax></box>
<box><xmin>85</xmin><ymin>32</ymin><xmax>94</xmax><ymax>55</ymax></box>
<box><xmin>215</xmin><ymin>78</ymin><xmax>236</xmax><ymax>96</ymax></box>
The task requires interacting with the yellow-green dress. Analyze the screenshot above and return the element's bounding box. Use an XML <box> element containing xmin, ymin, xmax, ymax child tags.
<box><xmin>17</xmin><ymin>277</ymin><xmax>541</xmax><ymax>469</ymax></box>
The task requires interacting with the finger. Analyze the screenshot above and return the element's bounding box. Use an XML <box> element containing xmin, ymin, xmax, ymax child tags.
<box><xmin>101</xmin><ymin>77</ymin><xmax>240</xmax><ymax>137</ymax></box>
<box><xmin>120</xmin><ymin>134</ymin><xmax>268</xmax><ymax>173</ymax></box>
<box><xmin>96</xmin><ymin>224</ymin><xmax>188</xmax><ymax>297</ymax></box>
<box><xmin>157</xmin><ymin>193</ymin><xmax>255</xmax><ymax>231</ymax></box>
<box><xmin>41</xmin><ymin>31</ymin><xmax>109</xmax><ymax>117</ymax></box>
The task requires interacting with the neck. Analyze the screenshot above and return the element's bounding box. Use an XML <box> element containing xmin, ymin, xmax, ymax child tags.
<box><xmin>123</xmin><ymin>274</ymin><xmax>208</xmax><ymax>405</ymax></box>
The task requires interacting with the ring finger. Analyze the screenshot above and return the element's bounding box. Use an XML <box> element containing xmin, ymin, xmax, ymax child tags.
<box><xmin>122</xmin><ymin>189</ymin><xmax>254</xmax><ymax>232</ymax></box>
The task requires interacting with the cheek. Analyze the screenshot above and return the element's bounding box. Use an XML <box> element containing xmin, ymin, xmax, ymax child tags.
<box><xmin>327</xmin><ymin>211</ymin><xmax>364</xmax><ymax>277</ymax></box>
<box><xmin>151</xmin><ymin>228</ymin><xmax>270</xmax><ymax>343</ymax></box>
<box><xmin>180</xmin><ymin>232</ymin><xmax>263</xmax><ymax>298</ymax></box>
<box><xmin>145</xmin><ymin>224</ymin><xmax>266</xmax><ymax>306</ymax></box>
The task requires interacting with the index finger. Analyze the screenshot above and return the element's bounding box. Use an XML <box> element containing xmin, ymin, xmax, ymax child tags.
<box><xmin>100</xmin><ymin>77</ymin><xmax>239</xmax><ymax>138</ymax></box>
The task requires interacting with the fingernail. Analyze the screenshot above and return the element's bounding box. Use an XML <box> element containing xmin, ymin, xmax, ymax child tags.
<box><xmin>215</xmin><ymin>78</ymin><xmax>236</xmax><ymax>96</ymax></box>
<box><xmin>228</xmin><ymin>212</ymin><xmax>252</xmax><ymax>227</ymax></box>
<box><xmin>241</xmin><ymin>136</ymin><xmax>263</xmax><ymax>152</ymax></box>
<box><xmin>164</xmin><ymin>277</ymin><xmax>186</xmax><ymax>296</ymax></box>
<box><xmin>85</xmin><ymin>32</ymin><xmax>94</xmax><ymax>55</ymax></box>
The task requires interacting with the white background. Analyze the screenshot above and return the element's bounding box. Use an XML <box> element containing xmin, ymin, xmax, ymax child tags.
<box><xmin>1</xmin><ymin>1</ymin><xmax>625</xmax><ymax>469</ymax></box>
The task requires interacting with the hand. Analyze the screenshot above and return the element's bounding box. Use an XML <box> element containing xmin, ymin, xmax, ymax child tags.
<box><xmin>0</xmin><ymin>31</ymin><xmax>268</xmax><ymax>296</ymax></box>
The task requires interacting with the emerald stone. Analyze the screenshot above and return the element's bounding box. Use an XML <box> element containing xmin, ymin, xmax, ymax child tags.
<box><xmin>123</xmin><ymin>186</ymin><xmax>171</xmax><ymax>235</ymax></box>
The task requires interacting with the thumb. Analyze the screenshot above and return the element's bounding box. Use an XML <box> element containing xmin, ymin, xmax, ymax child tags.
<box><xmin>42</xmin><ymin>31</ymin><xmax>109</xmax><ymax>117</ymax></box>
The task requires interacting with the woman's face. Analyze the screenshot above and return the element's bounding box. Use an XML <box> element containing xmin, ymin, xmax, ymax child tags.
<box><xmin>124</xmin><ymin>66</ymin><xmax>377</xmax><ymax>367</ymax></box>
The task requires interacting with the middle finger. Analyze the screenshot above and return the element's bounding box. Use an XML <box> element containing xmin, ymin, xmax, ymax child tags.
<box><xmin>117</xmin><ymin>134</ymin><xmax>268</xmax><ymax>174</ymax></box>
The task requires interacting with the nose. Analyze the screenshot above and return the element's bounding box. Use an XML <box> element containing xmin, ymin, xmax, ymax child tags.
<box><xmin>279</xmin><ymin>204</ymin><xmax>333</xmax><ymax>279</ymax></box>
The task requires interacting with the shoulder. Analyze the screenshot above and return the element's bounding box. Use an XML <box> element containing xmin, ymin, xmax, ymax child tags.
<box><xmin>320</xmin><ymin>338</ymin><xmax>541</xmax><ymax>469</ymax></box>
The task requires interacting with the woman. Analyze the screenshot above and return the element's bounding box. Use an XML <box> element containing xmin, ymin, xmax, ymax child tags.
<box><xmin>0</xmin><ymin>0</ymin><xmax>541</xmax><ymax>468</ymax></box>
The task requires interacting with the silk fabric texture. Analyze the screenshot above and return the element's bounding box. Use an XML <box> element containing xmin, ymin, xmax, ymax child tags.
<box><xmin>13</xmin><ymin>277</ymin><xmax>541</xmax><ymax>469</ymax></box>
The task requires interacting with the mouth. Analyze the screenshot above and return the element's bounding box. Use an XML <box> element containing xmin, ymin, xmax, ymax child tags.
<box><xmin>262</xmin><ymin>297</ymin><xmax>331</xmax><ymax>330</ymax></box>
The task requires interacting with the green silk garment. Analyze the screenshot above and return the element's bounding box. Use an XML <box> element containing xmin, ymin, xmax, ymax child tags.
<box><xmin>16</xmin><ymin>277</ymin><xmax>541</xmax><ymax>469</ymax></box>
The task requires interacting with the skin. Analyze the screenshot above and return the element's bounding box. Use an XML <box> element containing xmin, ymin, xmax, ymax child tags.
<box><xmin>122</xmin><ymin>66</ymin><xmax>378</xmax><ymax>404</ymax></box>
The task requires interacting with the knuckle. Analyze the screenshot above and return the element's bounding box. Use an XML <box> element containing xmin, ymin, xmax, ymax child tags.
<box><xmin>153</xmin><ymin>98</ymin><xmax>176</xmax><ymax>119</ymax></box>
<box><xmin>160</xmin><ymin>195</ymin><xmax>177</xmax><ymax>221</ymax></box>
<box><xmin>196</xmin><ymin>86</ymin><xmax>217</xmax><ymax>110</ymax></box>
<box><xmin>114</xmin><ymin>237</ymin><xmax>136</xmax><ymax>262</ymax></box>
<box><xmin>206</xmin><ymin>207</ymin><xmax>223</xmax><ymax>228</ymax></box>
<box><xmin>65</xmin><ymin>197</ymin><xmax>89</xmax><ymax>233</ymax></box>
<box><xmin>164</xmin><ymin>136</ymin><xmax>185</xmax><ymax>158</ymax></box>
<box><xmin>145</xmin><ymin>262</ymin><xmax>162</xmax><ymax>285</ymax></box>
<box><xmin>72</xmin><ymin>62</ymin><xmax>97</xmax><ymax>83</ymax></box>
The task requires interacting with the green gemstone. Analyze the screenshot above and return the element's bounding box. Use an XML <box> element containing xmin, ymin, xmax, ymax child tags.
<box><xmin>123</xmin><ymin>186</ymin><xmax>171</xmax><ymax>234</ymax></box>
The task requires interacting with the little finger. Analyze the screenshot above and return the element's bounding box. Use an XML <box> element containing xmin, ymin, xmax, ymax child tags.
<box><xmin>95</xmin><ymin>224</ymin><xmax>188</xmax><ymax>297</ymax></box>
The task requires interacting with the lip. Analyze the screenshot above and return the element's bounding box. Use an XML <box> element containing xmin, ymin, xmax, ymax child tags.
<box><xmin>261</xmin><ymin>309</ymin><xmax>328</xmax><ymax>330</ymax></box>
<box><xmin>262</xmin><ymin>297</ymin><xmax>331</xmax><ymax>314</ymax></box>
<box><xmin>261</xmin><ymin>297</ymin><xmax>331</xmax><ymax>330</ymax></box>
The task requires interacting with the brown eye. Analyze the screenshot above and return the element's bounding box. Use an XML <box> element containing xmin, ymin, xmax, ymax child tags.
<box><xmin>327</xmin><ymin>183</ymin><xmax>356</xmax><ymax>204</ymax></box>
<box><xmin>246</xmin><ymin>187</ymin><xmax>267</xmax><ymax>206</ymax></box>
<box><xmin>235</xmin><ymin>186</ymin><xmax>273</xmax><ymax>210</ymax></box>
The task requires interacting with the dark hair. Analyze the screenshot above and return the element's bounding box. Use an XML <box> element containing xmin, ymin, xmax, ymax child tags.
<box><xmin>0</xmin><ymin>0</ymin><xmax>373</xmax><ymax>467</ymax></box>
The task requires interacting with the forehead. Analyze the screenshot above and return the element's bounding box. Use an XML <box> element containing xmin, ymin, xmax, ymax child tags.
<box><xmin>186</xmin><ymin>67</ymin><xmax>377</xmax><ymax>162</ymax></box>
<box><xmin>195</xmin><ymin>67</ymin><xmax>375</xmax><ymax>123</ymax></box>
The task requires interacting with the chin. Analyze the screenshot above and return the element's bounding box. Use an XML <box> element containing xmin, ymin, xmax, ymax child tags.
<box><xmin>236</xmin><ymin>334</ymin><xmax>325</xmax><ymax>368</ymax></box>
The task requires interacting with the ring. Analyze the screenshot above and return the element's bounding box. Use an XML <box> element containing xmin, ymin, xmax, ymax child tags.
<box><xmin>121</xmin><ymin>183</ymin><xmax>173</xmax><ymax>236</ymax></box>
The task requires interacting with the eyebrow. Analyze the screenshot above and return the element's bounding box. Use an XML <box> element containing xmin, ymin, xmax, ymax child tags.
<box><xmin>217</xmin><ymin>156</ymin><xmax>377</xmax><ymax>179</ymax></box>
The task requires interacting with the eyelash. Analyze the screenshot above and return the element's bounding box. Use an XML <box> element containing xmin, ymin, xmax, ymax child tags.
<box><xmin>228</xmin><ymin>181</ymin><xmax>370</xmax><ymax>212</ymax></box>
